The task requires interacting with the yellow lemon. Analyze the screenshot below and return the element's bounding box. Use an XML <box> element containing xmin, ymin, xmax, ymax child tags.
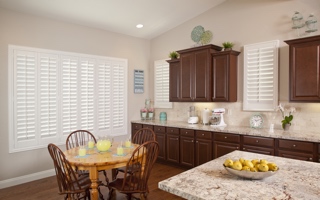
<box><xmin>267</xmin><ymin>163</ymin><xmax>278</xmax><ymax>171</ymax></box>
<box><xmin>232</xmin><ymin>161</ymin><xmax>242</xmax><ymax>170</ymax></box>
<box><xmin>251</xmin><ymin>159</ymin><xmax>260</xmax><ymax>166</ymax></box>
<box><xmin>250</xmin><ymin>167</ymin><xmax>258</xmax><ymax>172</ymax></box>
<box><xmin>260</xmin><ymin>159</ymin><xmax>268</xmax><ymax>165</ymax></box>
<box><xmin>224</xmin><ymin>159</ymin><xmax>233</xmax><ymax>167</ymax></box>
<box><xmin>242</xmin><ymin>166</ymin><xmax>250</xmax><ymax>171</ymax></box>
<box><xmin>244</xmin><ymin>160</ymin><xmax>254</xmax><ymax>168</ymax></box>
<box><xmin>258</xmin><ymin>163</ymin><xmax>269</xmax><ymax>172</ymax></box>
<box><xmin>239</xmin><ymin>158</ymin><xmax>245</xmax><ymax>165</ymax></box>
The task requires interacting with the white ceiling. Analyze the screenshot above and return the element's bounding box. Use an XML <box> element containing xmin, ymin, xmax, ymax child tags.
<box><xmin>0</xmin><ymin>0</ymin><xmax>226</xmax><ymax>39</ymax></box>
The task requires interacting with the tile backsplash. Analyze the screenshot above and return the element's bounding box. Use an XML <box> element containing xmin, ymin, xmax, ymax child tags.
<box><xmin>153</xmin><ymin>101</ymin><xmax>320</xmax><ymax>133</ymax></box>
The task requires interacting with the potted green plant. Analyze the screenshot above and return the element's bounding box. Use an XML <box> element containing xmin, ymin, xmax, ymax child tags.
<box><xmin>222</xmin><ymin>42</ymin><xmax>234</xmax><ymax>51</ymax></box>
<box><xmin>169</xmin><ymin>51</ymin><xmax>179</xmax><ymax>59</ymax></box>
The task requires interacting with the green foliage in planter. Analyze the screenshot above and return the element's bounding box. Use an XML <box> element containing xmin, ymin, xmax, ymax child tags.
<box><xmin>222</xmin><ymin>42</ymin><xmax>234</xmax><ymax>49</ymax></box>
<box><xmin>169</xmin><ymin>51</ymin><xmax>179</xmax><ymax>59</ymax></box>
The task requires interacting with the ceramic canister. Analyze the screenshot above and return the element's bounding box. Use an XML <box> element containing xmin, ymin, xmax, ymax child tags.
<box><xmin>159</xmin><ymin>112</ymin><xmax>167</xmax><ymax>121</ymax></box>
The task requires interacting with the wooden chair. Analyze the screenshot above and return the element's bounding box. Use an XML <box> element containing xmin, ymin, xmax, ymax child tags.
<box><xmin>114</xmin><ymin>128</ymin><xmax>156</xmax><ymax>178</ymax></box>
<box><xmin>48</xmin><ymin>143</ymin><xmax>91</xmax><ymax>200</ymax></box>
<box><xmin>107</xmin><ymin>141</ymin><xmax>159</xmax><ymax>200</ymax></box>
<box><xmin>66</xmin><ymin>130</ymin><xmax>109</xmax><ymax>186</ymax></box>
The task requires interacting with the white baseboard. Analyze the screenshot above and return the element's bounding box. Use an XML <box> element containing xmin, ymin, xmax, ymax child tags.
<box><xmin>0</xmin><ymin>168</ymin><xmax>55</xmax><ymax>189</ymax></box>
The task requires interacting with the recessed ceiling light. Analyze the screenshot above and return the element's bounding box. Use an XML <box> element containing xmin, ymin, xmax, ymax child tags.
<box><xmin>136</xmin><ymin>24</ymin><xmax>143</xmax><ymax>28</ymax></box>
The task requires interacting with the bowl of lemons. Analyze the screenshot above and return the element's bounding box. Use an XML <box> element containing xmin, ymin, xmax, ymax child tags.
<box><xmin>223</xmin><ymin>158</ymin><xmax>279</xmax><ymax>180</ymax></box>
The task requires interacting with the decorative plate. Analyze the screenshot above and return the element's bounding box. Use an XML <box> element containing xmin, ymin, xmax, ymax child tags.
<box><xmin>200</xmin><ymin>30</ymin><xmax>213</xmax><ymax>45</ymax></box>
<box><xmin>249</xmin><ymin>114</ymin><xmax>263</xmax><ymax>128</ymax></box>
<box><xmin>223</xmin><ymin>165</ymin><xmax>279</xmax><ymax>180</ymax></box>
<box><xmin>191</xmin><ymin>25</ymin><xmax>205</xmax><ymax>43</ymax></box>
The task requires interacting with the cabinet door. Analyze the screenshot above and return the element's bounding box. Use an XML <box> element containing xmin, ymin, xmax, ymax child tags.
<box><xmin>168</xmin><ymin>59</ymin><xmax>180</xmax><ymax>102</ymax></box>
<box><xmin>195</xmin><ymin>139</ymin><xmax>212</xmax><ymax>166</ymax></box>
<box><xmin>155</xmin><ymin>133</ymin><xmax>166</xmax><ymax>161</ymax></box>
<box><xmin>212</xmin><ymin>51</ymin><xmax>239</xmax><ymax>102</ymax></box>
<box><xmin>278</xmin><ymin>150</ymin><xmax>314</xmax><ymax>162</ymax></box>
<box><xmin>180</xmin><ymin>136</ymin><xmax>195</xmax><ymax>167</ymax></box>
<box><xmin>242</xmin><ymin>145</ymin><xmax>274</xmax><ymax>155</ymax></box>
<box><xmin>131</xmin><ymin>123</ymin><xmax>143</xmax><ymax>138</ymax></box>
<box><xmin>285</xmin><ymin>35</ymin><xmax>320</xmax><ymax>102</ymax></box>
<box><xmin>180</xmin><ymin>52</ymin><xmax>194</xmax><ymax>101</ymax></box>
<box><xmin>193</xmin><ymin>50</ymin><xmax>211</xmax><ymax>101</ymax></box>
<box><xmin>213</xmin><ymin>141</ymin><xmax>240</xmax><ymax>158</ymax></box>
<box><xmin>166</xmin><ymin>134</ymin><xmax>180</xmax><ymax>164</ymax></box>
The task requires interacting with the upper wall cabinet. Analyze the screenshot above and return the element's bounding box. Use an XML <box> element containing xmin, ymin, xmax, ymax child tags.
<box><xmin>285</xmin><ymin>35</ymin><xmax>320</xmax><ymax>102</ymax></box>
<box><xmin>212</xmin><ymin>50</ymin><xmax>240</xmax><ymax>102</ymax></box>
<box><xmin>168</xmin><ymin>44</ymin><xmax>233</xmax><ymax>102</ymax></box>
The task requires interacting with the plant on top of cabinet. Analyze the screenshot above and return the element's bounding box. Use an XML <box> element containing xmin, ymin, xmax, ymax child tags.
<box><xmin>169</xmin><ymin>51</ymin><xmax>179</xmax><ymax>59</ymax></box>
<box><xmin>222</xmin><ymin>41</ymin><xmax>234</xmax><ymax>51</ymax></box>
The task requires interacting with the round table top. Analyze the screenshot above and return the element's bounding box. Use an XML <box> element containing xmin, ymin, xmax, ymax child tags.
<box><xmin>64</xmin><ymin>142</ymin><xmax>139</xmax><ymax>167</ymax></box>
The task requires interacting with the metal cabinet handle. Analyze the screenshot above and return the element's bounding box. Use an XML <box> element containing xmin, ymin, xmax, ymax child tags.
<box><xmin>293</xmin><ymin>144</ymin><xmax>296</xmax><ymax>147</ymax></box>
<box><xmin>171</xmin><ymin>130</ymin><xmax>173</xmax><ymax>132</ymax></box>
<box><xmin>236</xmin><ymin>147</ymin><xmax>239</xmax><ymax>149</ymax></box>
<box><xmin>256</xmin><ymin>140</ymin><xmax>259</xmax><ymax>143</ymax></box>
<box><xmin>174</xmin><ymin>138</ymin><xmax>178</xmax><ymax>140</ymax></box>
<box><xmin>191</xmin><ymin>140</ymin><xmax>194</xmax><ymax>142</ymax></box>
<box><xmin>224</xmin><ymin>136</ymin><xmax>227</xmax><ymax>139</ymax></box>
<box><xmin>243</xmin><ymin>148</ymin><xmax>246</xmax><ymax>150</ymax></box>
<box><xmin>196</xmin><ymin>141</ymin><xmax>198</xmax><ymax>143</ymax></box>
<box><xmin>202</xmin><ymin>133</ymin><xmax>204</xmax><ymax>136</ymax></box>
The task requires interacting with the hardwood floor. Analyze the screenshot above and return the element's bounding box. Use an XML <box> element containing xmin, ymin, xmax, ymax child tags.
<box><xmin>0</xmin><ymin>162</ymin><xmax>186</xmax><ymax>200</ymax></box>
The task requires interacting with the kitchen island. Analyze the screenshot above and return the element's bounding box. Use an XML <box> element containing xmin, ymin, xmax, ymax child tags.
<box><xmin>158</xmin><ymin>150</ymin><xmax>320</xmax><ymax>200</ymax></box>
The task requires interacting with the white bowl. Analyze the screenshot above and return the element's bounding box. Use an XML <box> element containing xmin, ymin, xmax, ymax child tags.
<box><xmin>223</xmin><ymin>165</ymin><xmax>279</xmax><ymax>180</ymax></box>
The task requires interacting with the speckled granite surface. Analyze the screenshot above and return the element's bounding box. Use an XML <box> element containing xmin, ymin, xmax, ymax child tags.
<box><xmin>158</xmin><ymin>150</ymin><xmax>320</xmax><ymax>200</ymax></box>
<box><xmin>131</xmin><ymin>120</ymin><xmax>320</xmax><ymax>143</ymax></box>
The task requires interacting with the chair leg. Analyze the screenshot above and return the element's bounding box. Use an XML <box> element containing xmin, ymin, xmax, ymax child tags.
<box><xmin>98</xmin><ymin>186</ymin><xmax>104</xmax><ymax>200</ymax></box>
<box><xmin>126</xmin><ymin>194</ymin><xmax>132</xmax><ymax>200</ymax></box>
<box><xmin>102</xmin><ymin>170</ymin><xmax>109</xmax><ymax>185</ymax></box>
<box><xmin>107</xmin><ymin>188</ymin><xmax>114</xmax><ymax>200</ymax></box>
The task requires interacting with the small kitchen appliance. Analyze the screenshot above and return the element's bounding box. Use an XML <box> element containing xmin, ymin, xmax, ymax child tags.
<box><xmin>201</xmin><ymin>108</ymin><xmax>210</xmax><ymax>125</ymax></box>
<box><xmin>188</xmin><ymin>106</ymin><xmax>199</xmax><ymax>124</ymax></box>
<box><xmin>210</xmin><ymin>108</ymin><xmax>227</xmax><ymax>127</ymax></box>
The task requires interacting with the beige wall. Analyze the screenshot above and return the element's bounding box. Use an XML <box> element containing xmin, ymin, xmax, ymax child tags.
<box><xmin>150</xmin><ymin>0</ymin><xmax>320</xmax><ymax>131</ymax></box>
<box><xmin>0</xmin><ymin>8</ymin><xmax>150</xmax><ymax>182</ymax></box>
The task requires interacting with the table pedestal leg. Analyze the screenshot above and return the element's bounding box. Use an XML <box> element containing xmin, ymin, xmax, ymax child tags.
<box><xmin>89</xmin><ymin>167</ymin><xmax>99</xmax><ymax>200</ymax></box>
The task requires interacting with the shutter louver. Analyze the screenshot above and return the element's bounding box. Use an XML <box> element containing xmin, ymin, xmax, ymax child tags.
<box><xmin>112</xmin><ymin>63</ymin><xmax>125</xmax><ymax>129</ymax></box>
<box><xmin>38</xmin><ymin>53</ymin><xmax>59</xmax><ymax>141</ymax></box>
<box><xmin>80</xmin><ymin>59</ymin><xmax>95</xmax><ymax>132</ymax></box>
<box><xmin>14</xmin><ymin>50</ymin><xmax>37</xmax><ymax>147</ymax></box>
<box><xmin>154</xmin><ymin>60</ymin><xmax>172</xmax><ymax>108</ymax></box>
<box><xmin>243</xmin><ymin>40</ymin><xmax>279</xmax><ymax>111</ymax></box>
<box><xmin>61</xmin><ymin>56</ymin><xmax>78</xmax><ymax>135</ymax></box>
<box><xmin>97</xmin><ymin>61</ymin><xmax>111</xmax><ymax>131</ymax></box>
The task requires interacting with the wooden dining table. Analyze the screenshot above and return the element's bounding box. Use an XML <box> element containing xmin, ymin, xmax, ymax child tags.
<box><xmin>64</xmin><ymin>142</ymin><xmax>139</xmax><ymax>200</ymax></box>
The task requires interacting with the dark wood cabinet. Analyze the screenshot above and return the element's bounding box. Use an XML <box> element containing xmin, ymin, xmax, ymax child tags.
<box><xmin>285</xmin><ymin>35</ymin><xmax>320</xmax><ymax>102</ymax></box>
<box><xmin>276</xmin><ymin>139</ymin><xmax>314</xmax><ymax>162</ymax></box>
<box><xmin>318</xmin><ymin>144</ymin><xmax>320</xmax><ymax>163</ymax></box>
<box><xmin>131</xmin><ymin>123</ymin><xmax>143</xmax><ymax>139</ymax></box>
<box><xmin>213</xmin><ymin>132</ymin><xmax>240</xmax><ymax>158</ymax></box>
<box><xmin>154</xmin><ymin>126</ymin><xmax>166</xmax><ymax>161</ymax></box>
<box><xmin>180</xmin><ymin>129</ymin><xmax>195</xmax><ymax>167</ymax></box>
<box><xmin>142</xmin><ymin>124</ymin><xmax>154</xmax><ymax>130</ymax></box>
<box><xmin>168</xmin><ymin>44</ymin><xmax>222</xmax><ymax>102</ymax></box>
<box><xmin>167</xmin><ymin>59</ymin><xmax>180</xmax><ymax>102</ymax></box>
<box><xmin>211</xmin><ymin>50</ymin><xmax>240</xmax><ymax>102</ymax></box>
<box><xmin>195</xmin><ymin>131</ymin><xmax>212</xmax><ymax>166</ymax></box>
<box><xmin>166</xmin><ymin>127</ymin><xmax>180</xmax><ymax>164</ymax></box>
<box><xmin>242</xmin><ymin>135</ymin><xmax>275</xmax><ymax>155</ymax></box>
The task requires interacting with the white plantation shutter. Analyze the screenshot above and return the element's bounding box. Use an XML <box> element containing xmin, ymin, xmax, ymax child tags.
<box><xmin>97</xmin><ymin>60</ymin><xmax>127</xmax><ymax>136</ymax></box>
<box><xmin>154</xmin><ymin>60</ymin><xmax>172</xmax><ymax>108</ymax></box>
<box><xmin>13</xmin><ymin>50</ymin><xmax>37</xmax><ymax>148</ymax></box>
<box><xmin>61</xmin><ymin>56</ymin><xmax>78</xmax><ymax>136</ymax></box>
<box><xmin>243</xmin><ymin>40</ymin><xmax>279</xmax><ymax>111</ymax></box>
<box><xmin>79</xmin><ymin>58</ymin><xmax>95</xmax><ymax>132</ymax></box>
<box><xmin>9</xmin><ymin>45</ymin><xmax>127</xmax><ymax>152</ymax></box>
<box><xmin>97</xmin><ymin>61</ymin><xmax>111</xmax><ymax>131</ymax></box>
<box><xmin>38</xmin><ymin>53</ymin><xmax>59</xmax><ymax>143</ymax></box>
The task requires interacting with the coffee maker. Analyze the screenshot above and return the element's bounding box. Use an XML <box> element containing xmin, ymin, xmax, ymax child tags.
<box><xmin>188</xmin><ymin>106</ymin><xmax>199</xmax><ymax>124</ymax></box>
<box><xmin>210</xmin><ymin>108</ymin><xmax>227</xmax><ymax>127</ymax></box>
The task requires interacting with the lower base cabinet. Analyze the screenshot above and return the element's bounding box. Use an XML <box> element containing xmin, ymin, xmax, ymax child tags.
<box><xmin>195</xmin><ymin>131</ymin><xmax>212</xmax><ymax>165</ymax></box>
<box><xmin>214</xmin><ymin>141</ymin><xmax>240</xmax><ymax>158</ymax></box>
<box><xmin>242</xmin><ymin>145</ymin><xmax>274</xmax><ymax>155</ymax></box>
<box><xmin>166</xmin><ymin>127</ymin><xmax>180</xmax><ymax>164</ymax></box>
<box><xmin>277</xmin><ymin>139</ymin><xmax>314</xmax><ymax>162</ymax></box>
<box><xmin>154</xmin><ymin>126</ymin><xmax>166</xmax><ymax>161</ymax></box>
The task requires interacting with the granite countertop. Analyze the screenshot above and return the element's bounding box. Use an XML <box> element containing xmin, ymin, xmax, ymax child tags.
<box><xmin>131</xmin><ymin>120</ymin><xmax>320</xmax><ymax>143</ymax></box>
<box><xmin>158</xmin><ymin>150</ymin><xmax>320</xmax><ymax>200</ymax></box>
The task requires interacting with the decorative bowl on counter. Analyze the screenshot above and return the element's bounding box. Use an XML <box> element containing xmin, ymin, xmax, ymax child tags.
<box><xmin>223</xmin><ymin>165</ymin><xmax>279</xmax><ymax>180</ymax></box>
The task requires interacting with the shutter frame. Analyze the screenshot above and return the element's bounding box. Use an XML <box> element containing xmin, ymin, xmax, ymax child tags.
<box><xmin>154</xmin><ymin>60</ymin><xmax>172</xmax><ymax>108</ymax></box>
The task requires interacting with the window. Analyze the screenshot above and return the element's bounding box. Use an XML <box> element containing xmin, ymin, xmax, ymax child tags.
<box><xmin>154</xmin><ymin>60</ymin><xmax>172</xmax><ymax>108</ymax></box>
<box><xmin>8</xmin><ymin>45</ymin><xmax>128</xmax><ymax>153</ymax></box>
<box><xmin>243</xmin><ymin>40</ymin><xmax>279</xmax><ymax>111</ymax></box>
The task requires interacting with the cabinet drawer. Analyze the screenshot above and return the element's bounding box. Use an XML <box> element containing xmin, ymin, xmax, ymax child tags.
<box><xmin>214</xmin><ymin>133</ymin><xmax>240</xmax><ymax>143</ymax></box>
<box><xmin>318</xmin><ymin>144</ymin><xmax>320</xmax><ymax>154</ymax></box>
<box><xmin>154</xmin><ymin>126</ymin><xmax>166</xmax><ymax>133</ymax></box>
<box><xmin>278</xmin><ymin>139</ymin><xmax>314</xmax><ymax>152</ymax></box>
<box><xmin>167</xmin><ymin>127</ymin><xmax>179</xmax><ymax>135</ymax></box>
<box><xmin>143</xmin><ymin>124</ymin><xmax>154</xmax><ymax>130</ymax></box>
<box><xmin>132</xmin><ymin>123</ymin><xmax>142</xmax><ymax>130</ymax></box>
<box><xmin>196</xmin><ymin>131</ymin><xmax>212</xmax><ymax>140</ymax></box>
<box><xmin>243</xmin><ymin>136</ymin><xmax>274</xmax><ymax>147</ymax></box>
<box><xmin>180</xmin><ymin>129</ymin><xmax>194</xmax><ymax>137</ymax></box>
